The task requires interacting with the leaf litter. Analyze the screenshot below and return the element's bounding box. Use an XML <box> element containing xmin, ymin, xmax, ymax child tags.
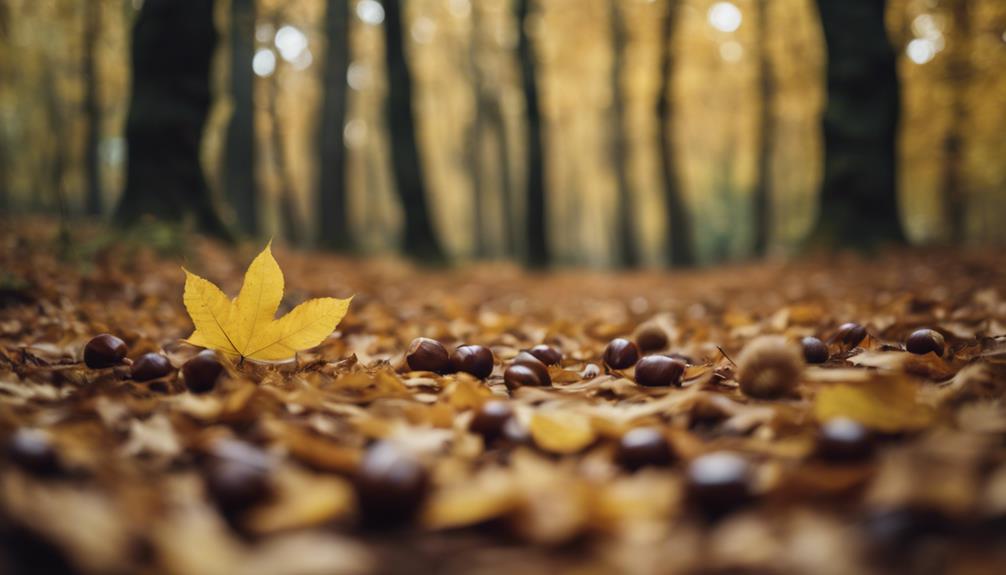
<box><xmin>1</xmin><ymin>222</ymin><xmax>1006</xmax><ymax>574</ymax></box>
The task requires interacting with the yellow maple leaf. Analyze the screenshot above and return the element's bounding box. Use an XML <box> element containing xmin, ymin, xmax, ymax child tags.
<box><xmin>182</xmin><ymin>243</ymin><xmax>352</xmax><ymax>362</ymax></box>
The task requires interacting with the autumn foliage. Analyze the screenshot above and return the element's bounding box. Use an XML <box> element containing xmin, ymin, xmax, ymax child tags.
<box><xmin>1</xmin><ymin>224</ymin><xmax>1005</xmax><ymax>573</ymax></box>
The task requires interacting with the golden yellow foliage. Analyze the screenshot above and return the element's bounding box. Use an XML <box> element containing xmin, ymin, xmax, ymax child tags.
<box><xmin>814</xmin><ymin>376</ymin><xmax>934</xmax><ymax>433</ymax></box>
<box><xmin>182</xmin><ymin>243</ymin><xmax>351</xmax><ymax>361</ymax></box>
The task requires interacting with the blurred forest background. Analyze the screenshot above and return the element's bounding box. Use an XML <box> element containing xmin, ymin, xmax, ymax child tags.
<box><xmin>0</xmin><ymin>0</ymin><xmax>1004</xmax><ymax>267</ymax></box>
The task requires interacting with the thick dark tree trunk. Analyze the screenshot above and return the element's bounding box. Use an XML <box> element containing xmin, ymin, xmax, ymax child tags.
<box><xmin>609</xmin><ymin>0</ymin><xmax>638</xmax><ymax>268</ymax></box>
<box><xmin>317</xmin><ymin>0</ymin><xmax>353</xmax><ymax>250</ymax></box>
<box><xmin>657</xmin><ymin>0</ymin><xmax>694</xmax><ymax>267</ymax></box>
<box><xmin>225</xmin><ymin>0</ymin><xmax>258</xmax><ymax>235</ymax></box>
<box><xmin>942</xmin><ymin>0</ymin><xmax>970</xmax><ymax>243</ymax></box>
<box><xmin>752</xmin><ymin>0</ymin><xmax>773</xmax><ymax>256</ymax></box>
<box><xmin>811</xmin><ymin>0</ymin><xmax>904</xmax><ymax>247</ymax></box>
<box><xmin>115</xmin><ymin>0</ymin><xmax>229</xmax><ymax>237</ymax></box>
<box><xmin>516</xmin><ymin>0</ymin><xmax>549</xmax><ymax>268</ymax></box>
<box><xmin>82</xmin><ymin>0</ymin><xmax>102</xmax><ymax>216</ymax></box>
<box><xmin>382</xmin><ymin>0</ymin><xmax>445</xmax><ymax>262</ymax></box>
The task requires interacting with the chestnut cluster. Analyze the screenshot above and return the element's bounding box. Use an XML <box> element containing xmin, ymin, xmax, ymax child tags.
<box><xmin>82</xmin><ymin>334</ymin><xmax>224</xmax><ymax>393</ymax></box>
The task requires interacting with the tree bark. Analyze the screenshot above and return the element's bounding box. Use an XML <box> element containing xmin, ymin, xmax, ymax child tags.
<box><xmin>752</xmin><ymin>0</ymin><xmax>773</xmax><ymax>256</ymax></box>
<box><xmin>382</xmin><ymin>0</ymin><xmax>445</xmax><ymax>262</ymax></box>
<box><xmin>657</xmin><ymin>0</ymin><xmax>694</xmax><ymax>266</ymax></box>
<box><xmin>609</xmin><ymin>0</ymin><xmax>638</xmax><ymax>267</ymax></box>
<box><xmin>467</xmin><ymin>2</ymin><xmax>487</xmax><ymax>258</ymax></box>
<box><xmin>317</xmin><ymin>0</ymin><xmax>353</xmax><ymax>250</ymax></box>
<box><xmin>516</xmin><ymin>0</ymin><xmax>549</xmax><ymax>267</ymax></box>
<box><xmin>115</xmin><ymin>0</ymin><xmax>230</xmax><ymax>238</ymax></box>
<box><xmin>0</xmin><ymin>1</ymin><xmax>9</xmax><ymax>212</ymax></box>
<box><xmin>942</xmin><ymin>0</ymin><xmax>970</xmax><ymax>243</ymax></box>
<box><xmin>811</xmin><ymin>0</ymin><xmax>904</xmax><ymax>247</ymax></box>
<box><xmin>268</xmin><ymin>56</ymin><xmax>302</xmax><ymax>246</ymax></box>
<box><xmin>225</xmin><ymin>0</ymin><xmax>258</xmax><ymax>235</ymax></box>
<box><xmin>82</xmin><ymin>0</ymin><xmax>103</xmax><ymax>216</ymax></box>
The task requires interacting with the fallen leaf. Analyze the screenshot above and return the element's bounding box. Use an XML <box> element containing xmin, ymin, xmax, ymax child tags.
<box><xmin>814</xmin><ymin>376</ymin><xmax>934</xmax><ymax>432</ymax></box>
<box><xmin>529</xmin><ymin>410</ymin><xmax>596</xmax><ymax>454</ymax></box>
<box><xmin>183</xmin><ymin>243</ymin><xmax>352</xmax><ymax>361</ymax></box>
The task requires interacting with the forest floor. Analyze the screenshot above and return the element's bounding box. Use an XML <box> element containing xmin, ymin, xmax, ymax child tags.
<box><xmin>1</xmin><ymin>219</ymin><xmax>1005</xmax><ymax>574</ymax></box>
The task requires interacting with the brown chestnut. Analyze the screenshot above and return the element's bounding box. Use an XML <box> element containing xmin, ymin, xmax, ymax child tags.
<box><xmin>616</xmin><ymin>427</ymin><xmax>674</xmax><ymax>471</ymax></box>
<box><xmin>504</xmin><ymin>363</ymin><xmax>548</xmax><ymax>389</ymax></box>
<box><xmin>450</xmin><ymin>345</ymin><xmax>494</xmax><ymax>379</ymax></box>
<box><xmin>634</xmin><ymin>355</ymin><xmax>686</xmax><ymax>387</ymax></box>
<box><xmin>131</xmin><ymin>353</ymin><xmax>174</xmax><ymax>382</ymax></box>
<box><xmin>801</xmin><ymin>336</ymin><xmax>829</xmax><ymax>364</ymax></box>
<box><xmin>527</xmin><ymin>344</ymin><xmax>563</xmax><ymax>366</ymax></box>
<box><xmin>686</xmin><ymin>452</ymin><xmax>753</xmax><ymax>519</ymax></box>
<box><xmin>835</xmin><ymin>322</ymin><xmax>867</xmax><ymax>347</ymax></box>
<box><xmin>603</xmin><ymin>338</ymin><xmax>640</xmax><ymax>370</ymax></box>
<box><xmin>406</xmin><ymin>337</ymin><xmax>451</xmax><ymax>373</ymax></box>
<box><xmin>84</xmin><ymin>334</ymin><xmax>128</xmax><ymax>368</ymax></box>
<box><xmin>469</xmin><ymin>400</ymin><xmax>515</xmax><ymax>444</ymax></box>
<box><xmin>6</xmin><ymin>428</ymin><xmax>61</xmax><ymax>476</ymax></box>
<box><xmin>634</xmin><ymin>324</ymin><xmax>669</xmax><ymax>353</ymax></box>
<box><xmin>183</xmin><ymin>350</ymin><xmax>224</xmax><ymax>394</ymax></box>
<box><xmin>905</xmin><ymin>329</ymin><xmax>944</xmax><ymax>357</ymax></box>
<box><xmin>355</xmin><ymin>442</ymin><xmax>429</xmax><ymax>526</ymax></box>
<box><xmin>816</xmin><ymin>418</ymin><xmax>874</xmax><ymax>462</ymax></box>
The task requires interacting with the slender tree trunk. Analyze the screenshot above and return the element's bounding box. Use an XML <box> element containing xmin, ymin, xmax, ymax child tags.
<box><xmin>468</xmin><ymin>2</ymin><xmax>487</xmax><ymax>259</ymax></box>
<box><xmin>0</xmin><ymin>1</ymin><xmax>9</xmax><ymax>212</ymax></box>
<box><xmin>382</xmin><ymin>0</ymin><xmax>445</xmax><ymax>262</ymax></box>
<box><xmin>811</xmin><ymin>0</ymin><xmax>904</xmax><ymax>247</ymax></box>
<box><xmin>516</xmin><ymin>0</ymin><xmax>548</xmax><ymax>267</ymax></box>
<box><xmin>317</xmin><ymin>0</ymin><xmax>353</xmax><ymax>250</ymax></box>
<box><xmin>942</xmin><ymin>0</ymin><xmax>970</xmax><ymax>243</ymax></box>
<box><xmin>225</xmin><ymin>0</ymin><xmax>258</xmax><ymax>235</ymax></box>
<box><xmin>82</xmin><ymin>0</ymin><xmax>103</xmax><ymax>215</ymax></box>
<box><xmin>269</xmin><ymin>73</ymin><xmax>301</xmax><ymax>246</ymax></box>
<box><xmin>752</xmin><ymin>0</ymin><xmax>773</xmax><ymax>256</ymax></box>
<box><xmin>115</xmin><ymin>0</ymin><xmax>230</xmax><ymax>238</ymax></box>
<box><xmin>494</xmin><ymin>107</ymin><xmax>516</xmax><ymax>258</ymax></box>
<box><xmin>657</xmin><ymin>0</ymin><xmax>694</xmax><ymax>266</ymax></box>
<box><xmin>466</xmin><ymin>6</ymin><xmax>515</xmax><ymax>260</ymax></box>
<box><xmin>609</xmin><ymin>0</ymin><xmax>638</xmax><ymax>267</ymax></box>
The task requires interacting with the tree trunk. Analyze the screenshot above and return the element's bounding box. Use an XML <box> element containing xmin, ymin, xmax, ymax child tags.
<box><xmin>225</xmin><ymin>0</ymin><xmax>258</xmax><ymax>235</ymax></box>
<box><xmin>382</xmin><ymin>0</ymin><xmax>445</xmax><ymax>262</ymax></box>
<box><xmin>942</xmin><ymin>0</ymin><xmax>970</xmax><ymax>243</ymax></box>
<box><xmin>268</xmin><ymin>60</ymin><xmax>302</xmax><ymax>246</ymax></box>
<box><xmin>811</xmin><ymin>0</ymin><xmax>904</xmax><ymax>247</ymax></box>
<box><xmin>752</xmin><ymin>0</ymin><xmax>773</xmax><ymax>256</ymax></box>
<box><xmin>609</xmin><ymin>0</ymin><xmax>638</xmax><ymax>267</ymax></box>
<box><xmin>115</xmin><ymin>0</ymin><xmax>230</xmax><ymax>238</ymax></box>
<box><xmin>467</xmin><ymin>2</ymin><xmax>487</xmax><ymax>259</ymax></box>
<box><xmin>657</xmin><ymin>0</ymin><xmax>694</xmax><ymax>267</ymax></box>
<box><xmin>317</xmin><ymin>0</ymin><xmax>353</xmax><ymax>250</ymax></box>
<box><xmin>0</xmin><ymin>1</ymin><xmax>9</xmax><ymax>212</ymax></box>
<box><xmin>516</xmin><ymin>0</ymin><xmax>549</xmax><ymax>268</ymax></box>
<box><xmin>82</xmin><ymin>0</ymin><xmax>103</xmax><ymax>216</ymax></box>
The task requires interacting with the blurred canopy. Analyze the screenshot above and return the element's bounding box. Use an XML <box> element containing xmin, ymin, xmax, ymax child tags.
<box><xmin>1</xmin><ymin>0</ymin><xmax>1005</xmax><ymax>266</ymax></box>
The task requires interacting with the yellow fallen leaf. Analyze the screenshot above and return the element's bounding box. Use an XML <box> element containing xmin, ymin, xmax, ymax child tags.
<box><xmin>183</xmin><ymin>243</ymin><xmax>352</xmax><ymax>361</ymax></box>
<box><xmin>530</xmin><ymin>410</ymin><xmax>596</xmax><ymax>454</ymax></box>
<box><xmin>814</xmin><ymin>376</ymin><xmax>934</xmax><ymax>432</ymax></box>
